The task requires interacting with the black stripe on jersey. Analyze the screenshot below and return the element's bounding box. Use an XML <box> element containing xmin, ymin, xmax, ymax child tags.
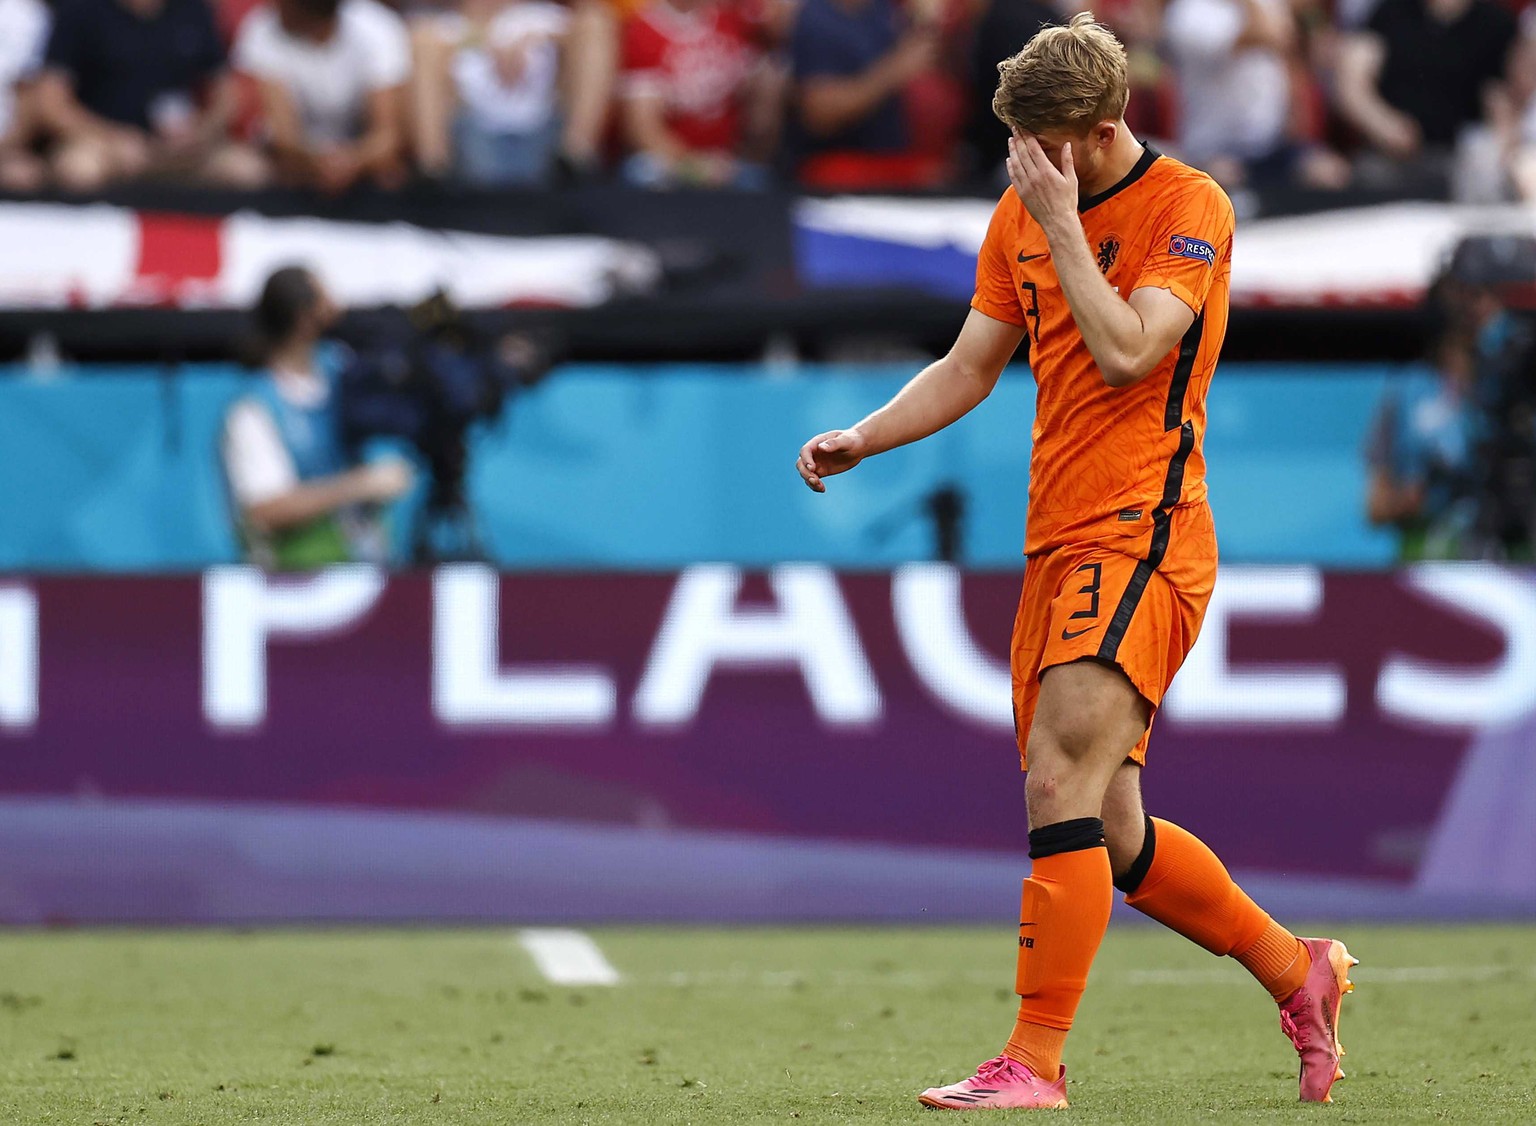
<box><xmin>1097</xmin><ymin>310</ymin><xmax>1206</xmax><ymax>659</ymax></box>
<box><xmin>1097</xmin><ymin>420</ymin><xmax>1195</xmax><ymax>660</ymax></box>
<box><xmin>1163</xmin><ymin>312</ymin><xmax>1204</xmax><ymax>432</ymax></box>
<box><xmin>1079</xmin><ymin>144</ymin><xmax>1161</xmax><ymax>213</ymax></box>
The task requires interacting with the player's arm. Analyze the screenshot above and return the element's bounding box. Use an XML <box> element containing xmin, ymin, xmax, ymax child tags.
<box><xmin>1006</xmin><ymin>133</ymin><xmax>1194</xmax><ymax>388</ymax></box>
<box><xmin>796</xmin><ymin>309</ymin><xmax>1024</xmax><ymax>492</ymax></box>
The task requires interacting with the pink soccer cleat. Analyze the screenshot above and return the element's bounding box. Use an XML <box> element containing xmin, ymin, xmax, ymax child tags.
<box><xmin>1279</xmin><ymin>937</ymin><xmax>1358</xmax><ymax>1103</ymax></box>
<box><xmin>917</xmin><ymin>1054</ymin><xmax>1069</xmax><ymax>1110</ymax></box>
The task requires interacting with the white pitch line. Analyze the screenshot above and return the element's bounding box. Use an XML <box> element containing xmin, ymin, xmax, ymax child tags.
<box><xmin>518</xmin><ymin>929</ymin><xmax>621</xmax><ymax>986</ymax></box>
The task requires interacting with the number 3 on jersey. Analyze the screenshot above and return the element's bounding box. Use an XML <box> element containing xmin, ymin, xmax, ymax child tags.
<box><xmin>1020</xmin><ymin>281</ymin><xmax>1041</xmax><ymax>345</ymax></box>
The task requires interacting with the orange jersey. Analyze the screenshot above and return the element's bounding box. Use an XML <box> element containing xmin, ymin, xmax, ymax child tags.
<box><xmin>971</xmin><ymin>146</ymin><xmax>1235</xmax><ymax>557</ymax></box>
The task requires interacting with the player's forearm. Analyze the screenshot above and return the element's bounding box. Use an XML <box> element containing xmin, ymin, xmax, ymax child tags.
<box><xmin>854</xmin><ymin>355</ymin><xmax>995</xmax><ymax>455</ymax></box>
<box><xmin>1043</xmin><ymin>219</ymin><xmax>1155</xmax><ymax>387</ymax></box>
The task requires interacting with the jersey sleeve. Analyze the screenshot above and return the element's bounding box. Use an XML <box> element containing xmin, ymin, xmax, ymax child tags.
<box><xmin>970</xmin><ymin>192</ymin><xmax>1025</xmax><ymax>326</ymax></box>
<box><xmin>1131</xmin><ymin>180</ymin><xmax>1235</xmax><ymax>316</ymax></box>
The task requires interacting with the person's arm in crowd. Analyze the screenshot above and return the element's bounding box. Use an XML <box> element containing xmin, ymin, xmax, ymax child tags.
<box><xmin>1494</xmin><ymin>26</ymin><xmax>1536</xmax><ymax>195</ymax></box>
<box><xmin>1</xmin><ymin>76</ymin><xmax>40</xmax><ymax>149</ymax></box>
<box><xmin>253</xmin><ymin>76</ymin><xmax>322</xmax><ymax>183</ymax></box>
<box><xmin>159</xmin><ymin>70</ymin><xmax>240</xmax><ymax>155</ymax></box>
<box><xmin>244</xmin><ymin>462</ymin><xmax>412</xmax><ymax>534</ymax></box>
<box><xmin>1334</xmin><ymin>32</ymin><xmax>1420</xmax><ymax>158</ymax></box>
<box><xmin>797</xmin><ymin>25</ymin><xmax>937</xmax><ymax>139</ymax></box>
<box><xmin>257</xmin><ymin>78</ymin><xmax>402</xmax><ymax>192</ymax></box>
<box><xmin>33</xmin><ymin>70</ymin><xmax>128</xmax><ymax>141</ymax></box>
<box><xmin>341</xmin><ymin>83</ymin><xmax>407</xmax><ymax>184</ymax></box>
<box><xmin>621</xmin><ymin>82</ymin><xmax>688</xmax><ymax>164</ymax></box>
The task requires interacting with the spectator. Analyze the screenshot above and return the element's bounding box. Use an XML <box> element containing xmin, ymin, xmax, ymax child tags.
<box><xmin>411</xmin><ymin>0</ymin><xmax>571</xmax><ymax>186</ymax></box>
<box><xmin>1163</xmin><ymin>0</ymin><xmax>1349</xmax><ymax>188</ymax></box>
<box><xmin>1491</xmin><ymin>10</ymin><xmax>1536</xmax><ymax>199</ymax></box>
<box><xmin>1091</xmin><ymin>0</ymin><xmax>1173</xmax><ymax>140</ymax></box>
<box><xmin>1335</xmin><ymin>0</ymin><xmax>1516</xmax><ymax>195</ymax></box>
<box><xmin>1365</xmin><ymin>326</ymin><xmax>1480</xmax><ymax>559</ymax></box>
<box><xmin>618</xmin><ymin>0</ymin><xmax>776</xmax><ymax>188</ymax></box>
<box><xmin>964</xmin><ymin>0</ymin><xmax>1058</xmax><ymax>183</ymax></box>
<box><xmin>233</xmin><ymin>0</ymin><xmax>411</xmax><ymax>193</ymax></box>
<box><xmin>0</xmin><ymin>0</ymin><xmax>49</xmax><ymax>192</ymax></box>
<box><xmin>36</xmin><ymin>0</ymin><xmax>269</xmax><ymax>192</ymax></box>
<box><xmin>788</xmin><ymin>0</ymin><xmax>942</xmax><ymax>186</ymax></box>
<box><xmin>223</xmin><ymin>266</ymin><xmax>413</xmax><ymax>569</ymax></box>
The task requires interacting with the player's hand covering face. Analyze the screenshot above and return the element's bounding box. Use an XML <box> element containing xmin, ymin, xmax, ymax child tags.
<box><xmin>1007</xmin><ymin>131</ymin><xmax>1080</xmax><ymax>234</ymax></box>
<box><xmin>797</xmin><ymin>430</ymin><xmax>868</xmax><ymax>493</ymax></box>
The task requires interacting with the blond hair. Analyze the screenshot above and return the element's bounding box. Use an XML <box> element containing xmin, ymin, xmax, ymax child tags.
<box><xmin>991</xmin><ymin>12</ymin><xmax>1129</xmax><ymax>135</ymax></box>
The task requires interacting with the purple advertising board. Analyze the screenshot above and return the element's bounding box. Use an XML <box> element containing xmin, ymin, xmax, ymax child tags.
<box><xmin>0</xmin><ymin>565</ymin><xmax>1532</xmax><ymax>923</ymax></box>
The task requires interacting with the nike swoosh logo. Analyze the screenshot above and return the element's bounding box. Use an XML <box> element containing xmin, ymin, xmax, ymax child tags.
<box><xmin>1060</xmin><ymin>625</ymin><xmax>1095</xmax><ymax>640</ymax></box>
<box><xmin>1017</xmin><ymin>252</ymin><xmax>1048</xmax><ymax>263</ymax></box>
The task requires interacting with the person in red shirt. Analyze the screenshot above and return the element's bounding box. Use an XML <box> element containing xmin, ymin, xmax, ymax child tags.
<box><xmin>618</xmin><ymin>0</ymin><xmax>776</xmax><ymax>187</ymax></box>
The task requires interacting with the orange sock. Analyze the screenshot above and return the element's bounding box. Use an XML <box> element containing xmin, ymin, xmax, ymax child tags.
<box><xmin>1002</xmin><ymin>818</ymin><xmax>1113</xmax><ymax>1080</ymax></box>
<box><xmin>1119</xmin><ymin>816</ymin><xmax>1310</xmax><ymax>1001</ymax></box>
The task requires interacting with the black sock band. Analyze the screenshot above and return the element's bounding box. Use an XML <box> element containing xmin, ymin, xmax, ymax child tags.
<box><xmin>1028</xmin><ymin>817</ymin><xmax>1107</xmax><ymax>860</ymax></box>
<box><xmin>1113</xmin><ymin>814</ymin><xmax>1158</xmax><ymax>894</ymax></box>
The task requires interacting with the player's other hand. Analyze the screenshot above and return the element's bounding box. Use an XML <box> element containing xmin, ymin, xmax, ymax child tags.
<box><xmin>797</xmin><ymin>429</ymin><xmax>868</xmax><ymax>493</ymax></box>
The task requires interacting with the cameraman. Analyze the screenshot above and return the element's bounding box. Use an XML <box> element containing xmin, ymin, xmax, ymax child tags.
<box><xmin>1364</xmin><ymin>323</ymin><xmax>1480</xmax><ymax>560</ymax></box>
<box><xmin>222</xmin><ymin>266</ymin><xmax>413</xmax><ymax>568</ymax></box>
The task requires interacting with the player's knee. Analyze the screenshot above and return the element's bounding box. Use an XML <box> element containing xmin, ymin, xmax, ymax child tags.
<box><xmin>1023</xmin><ymin>739</ymin><xmax>1097</xmax><ymax>816</ymax></box>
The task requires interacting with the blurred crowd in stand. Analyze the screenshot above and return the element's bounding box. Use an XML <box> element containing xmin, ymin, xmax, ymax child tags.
<box><xmin>0</xmin><ymin>0</ymin><xmax>1531</xmax><ymax>197</ymax></box>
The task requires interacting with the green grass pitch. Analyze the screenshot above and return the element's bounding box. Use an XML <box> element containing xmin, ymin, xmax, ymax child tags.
<box><xmin>0</xmin><ymin>923</ymin><xmax>1533</xmax><ymax>1124</ymax></box>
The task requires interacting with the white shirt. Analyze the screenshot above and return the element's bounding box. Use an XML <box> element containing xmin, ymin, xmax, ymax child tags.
<box><xmin>0</xmin><ymin>0</ymin><xmax>48</xmax><ymax>138</ymax></box>
<box><xmin>221</xmin><ymin>369</ymin><xmax>329</xmax><ymax>509</ymax></box>
<box><xmin>234</xmin><ymin>0</ymin><xmax>411</xmax><ymax>146</ymax></box>
<box><xmin>1164</xmin><ymin>0</ymin><xmax>1291</xmax><ymax>163</ymax></box>
<box><xmin>446</xmin><ymin>3</ymin><xmax>569</xmax><ymax>135</ymax></box>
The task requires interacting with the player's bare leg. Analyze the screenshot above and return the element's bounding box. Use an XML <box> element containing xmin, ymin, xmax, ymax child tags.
<box><xmin>918</xmin><ymin>659</ymin><xmax>1146</xmax><ymax>1110</ymax></box>
<box><xmin>1102</xmin><ymin>764</ymin><xmax>1358</xmax><ymax>1102</ymax></box>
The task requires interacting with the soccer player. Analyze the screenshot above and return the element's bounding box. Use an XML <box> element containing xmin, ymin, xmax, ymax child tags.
<box><xmin>795</xmin><ymin>14</ymin><xmax>1356</xmax><ymax>1112</ymax></box>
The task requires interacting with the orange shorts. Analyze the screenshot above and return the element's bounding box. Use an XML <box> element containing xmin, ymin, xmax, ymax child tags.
<box><xmin>1011</xmin><ymin>501</ymin><xmax>1217</xmax><ymax>768</ymax></box>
